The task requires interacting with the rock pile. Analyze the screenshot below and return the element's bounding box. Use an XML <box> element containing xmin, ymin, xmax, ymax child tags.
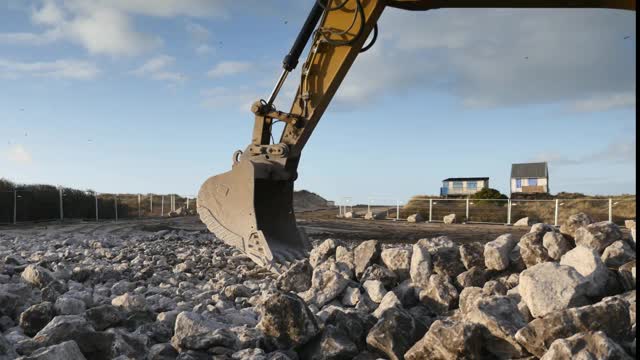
<box><xmin>0</xmin><ymin>212</ymin><xmax>635</xmax><ymax>359</ymax></box>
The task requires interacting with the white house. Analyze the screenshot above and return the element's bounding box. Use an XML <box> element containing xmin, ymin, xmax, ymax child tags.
<box><xmin>510</xmin><ymin>162</ymin><xmax>549</xmax><ymax>195</ymax></box>
<box><xmin>440</xmin><ymin>177</ymin><xmax>489</xmax><ymax>197</ymax></box>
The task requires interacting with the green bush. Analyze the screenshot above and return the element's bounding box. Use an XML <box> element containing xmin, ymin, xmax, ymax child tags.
<box><xmin>470</xmin><ymin>188</ymin><xmax>508</xmax><ymax>201</ymax></box>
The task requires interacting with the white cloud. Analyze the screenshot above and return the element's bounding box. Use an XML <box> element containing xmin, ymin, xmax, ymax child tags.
<box><xmin>65</xmin><ymin>6</ymin><xmax>161</xmax><ymax>56</ymax></box>
<box><xmin>195</xmin><ymin>44</ymin><xmax>215</xmax><ymax>55</ymax></box>
<box><xmin>5</xmin><ymin>145</ymin><xmax>32</xmax><ymax>164</ymax></box>
<box><xmin>186</xmin><ymin>21</ymin><xmax>215</xmax><ymax>55</ymax></box>
<box><xmin>186</xmin><ymin>22</ymin><xmax>210</xmax><ymax>42</ymax></box>
<box><xmin>31</xmin><ymin>0</ymin><xmax>65</xmax><ymax>25</ymax></box>
<box><xmin>0</xmin><ymin>58</ymin><xmax>100</xmax><ymax>79</ymax></box>
<box><xmin>334</xmin><ymin>8</ymin><xmax>636</xmax><ymax>110</ymax></box>
<box><xmin>132</xmin><ymin>55</ymin><xmax>186</xmax><ymax>82</ymax></box>
<box><xmin>207</xmin><ymin>61</ymin><xmax>253</xmax><ymax>78</ymax></box>
<box><xmin>572</xmin><ymin>92</ymin><xmax>636</xmax><ymax>112</ymax></box>
<box><xmin>532</xmin><ymin>138</ymin><xmax>636</xmax><ymax>165</ymax></box>
<box><xmin>0</xmin><ymin>30</ymin><xmax>61</xmax><ymax>45</ymax></box>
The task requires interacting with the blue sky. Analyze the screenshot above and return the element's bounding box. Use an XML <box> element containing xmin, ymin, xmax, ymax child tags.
<box><xmin>0</xmin><ymin>1</ymin><xmax>636</xmax><ymax>204</ymax></box>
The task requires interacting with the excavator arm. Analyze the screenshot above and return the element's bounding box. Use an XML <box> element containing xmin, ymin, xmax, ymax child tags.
<box><xmin>198</xmin><ymin>0</ymin><xmax>635</xmax><ymax>271</ymax></box>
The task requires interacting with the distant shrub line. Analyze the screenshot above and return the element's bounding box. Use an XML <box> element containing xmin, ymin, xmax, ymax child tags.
<box><xmin>0</xmin><ymin>178</ymin><xmax>191</xmax><ymax>223</ymax></box>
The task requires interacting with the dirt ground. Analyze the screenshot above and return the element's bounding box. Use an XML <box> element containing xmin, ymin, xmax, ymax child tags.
<box><xmin>0</xmin><ymin>210</ymin><xmax>539</xmax><ymax>247</ymax></box>
<box><xmin>297</xmin><ymin>210</ymin><xmax>529</xmax><ymax>245</ymax></box>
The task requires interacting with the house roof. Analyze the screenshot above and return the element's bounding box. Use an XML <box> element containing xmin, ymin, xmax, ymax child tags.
<box><xmin>511</xmin><ymin>162</ymin><xmax>548</xmax><ymax>178</ymax></box>
<box><xmin>442</xmin><ymin>177</ymin><xmax>489</xmax><ymax>182</ymax></box>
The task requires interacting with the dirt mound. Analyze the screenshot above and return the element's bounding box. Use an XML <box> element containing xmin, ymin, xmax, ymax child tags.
<box><xmin>293</xmin><ymin>190</ymin><xmax>330</xmax><ymax>212</ymax></box>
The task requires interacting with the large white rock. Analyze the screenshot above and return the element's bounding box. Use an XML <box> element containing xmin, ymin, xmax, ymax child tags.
<box><xmin>418</xmin><ymin>274</ymin><xmax>459</xmax><ymax>315</ymax></box>
<box><xmin>363</xmin><ymin>280</ymin><xmax>388</xmax><ymax>303</ymax></box>
<box><xmin>484</xmin><ymin>234</ymin><xmax>516</xmax><ymax>271</ymax></box>
<box><xmin>464</xmin><ymin>295</ymin><xmax>529</xmax><ymax>358</ymax></box>
<box><xmin>364</xmin><ymin>211</ymin><xmax>386</xmax><ymax>220</ymax></box>
<box><xmin>381</xmin><ymin>248</ymin><xmax>412</xmax><ymax>280</ymax></box>
<box><xmin>601</xmin><ymin>240</ymin><xmax>636</xmax><ymax>268</ymax></box>
<box><xmin>514</xmin><ymin>217</ymin><xmax>533</xmax><ymax>227</ymax></box>
<box><xmin>407</xmin><ymin>213</ymin><xmax>424</xmax><ymax>223</ymax></box>
<box><xmin>542</xmin><ymin>231</ymin><xmax>571</xmax><ymax>260</ymax></box>
<box><xmin>335</xmin><ymin>246</ymin><xmax>355</xmax><ymax>274</ymax></box>
<box><xmin>340</xmin><ymin>286</ymin><xmax>361</xmax><ymax>307</ymax></box>
<box><xmin>19</xmin><ymin>340</ymin><xmax>87</xmax><ymax>360</ymax></box>
<box><xmin>111</xmin><ymin>293</ymin><xmax>147</xmax><ymax>312</ymax></box>
<box><xmin>309</xmin><ymin>238</ymin><xmax>341</xmax><ymax>268</ymax></box>
<box><xmin>560</xmin><ymin>246</ymin><xmax>609</xmax><ymax>297</ymax></box>
<box><xmin>519</xmin><ymin>262</ymin><xmax>588</xmax><ymax>318</ymax></box>
<box><xmin>353</xmin><ymin>240</ymin><xmax>380</xmax><ymax>279</ymax></box>
<box><xmin>171</xmin><ymin>311</ymin><xmax>224</xmax><ymax>350</ymax></box>
<box><xmin>560</xmin><ymin>213</ymin><xmax>593</xmax><ymax>239</ymax></box>
<box><xmin>443</xmin><ymin>214</ymin><xmax>456</xmax><ymax>224</ymax></box>
<box><xmin>21</xmin><ymin>265</ymin><xmax>55</xmax><ymax>289</ymax></box>
<box><xmin>372</xmin><ymin>291</ymin><xmax>402</xmax><ymax>318</ymax></box>
<box><xmin>540</xmin><ymin>331</ymin><xmax>633</xmax><ymax>360</ymax></box>
<box><xmin>574</xmin><ymin>221</ymin><xmax>623</xmax><ymax>253</ymax></box>
<box><xmin>410</xmin><ymin>240</ymin><xmax>433</xmax><ymax>288</ymax></box>
<box><xmin>299</xmin><ymin>268</ymin><xmax>350</xmax><ymax>308</ymax></box>
<box><xmin>625</xmin><ymin>220</ymin><xmax>636</xmax><ymax>243</ymax></box>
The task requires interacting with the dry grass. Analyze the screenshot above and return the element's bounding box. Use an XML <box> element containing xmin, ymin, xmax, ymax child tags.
<box><xmin>402</xmin><ymin>194</ymin><xmax>635</xmax><ymax>225</ymax></box>
<box><xmin>0</xmin><ymin>178</ymin><xmax>192</xmax><ymax>223</ymax></box>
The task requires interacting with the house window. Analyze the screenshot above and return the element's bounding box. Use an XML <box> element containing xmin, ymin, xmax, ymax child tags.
<box><xmin>516</xmin><ymin>179</ymin><xmax>522</xmax><ymax>188</ymax></box>
<box><xmin>467</xmin><ymin>181</ymin><xmax>477</xmax><ymax>190</ymax></box>
<box><xmin>453</xmin><ymin>181</ymin><xmax>463</xmax><ymax>189</ymax></box>
<box><xmin>528</xmin><ymin>178</ymin><xmax>538</xmax><ymax>186</ymax></box>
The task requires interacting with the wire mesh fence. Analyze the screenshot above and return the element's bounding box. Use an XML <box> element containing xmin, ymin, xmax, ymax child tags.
<box><xmin>0</xmin><ymin>188</ymin><xmax>196</xmax><ymax>225</ymax></box>
<box><xmin>337</xmin><ymin>196</ymin><xmax>636</xmax><ymax>226</ymax></box>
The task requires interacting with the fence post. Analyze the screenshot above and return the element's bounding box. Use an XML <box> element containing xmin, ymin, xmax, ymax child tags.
<box><xmin>186</xmin><ymin>197</ymin><xmax>190</xmax><ymax>210</ymax></box>
<box><xmin>396</xmin><ymin>200</ymin><xmax>400</xmax><ymax>221</ymax></box>
<box><xmin>13</xmin><ymin>189</ymin><xmax>17</xmax><ymax>225</ymax></box>
<box><xmin>608</xmin><ymin>198</ymin><xmax>613</xmax><ymax>222</ymax></box>
<box><xmin>114</xmin><ymin>195</ymin><xmax>118</xmax><ymax>222</ymax></box>
<box><xmin>138</xmin><ymin>194</ymin><xmax>141</xmax><ymax>218</ymax></box>
<box><xmin>429</xmin><ymin>199</ymin><xmax>433</xmax><ymax>222</ymax></box>
<box><xmin>95</xmin><ymin>193</ymin><xmax>99</xmax><ymax>221</ymax></box>
<box><xmin>59</xmin><ymin>187</ymin><xmax>63</xmax><ymax>221</ymax></box>
<box><xmin>507</xmin><ymin>199</ymin><xmax>512</xmax><ymax>225</ymax></box>
<box><xmin>150</xmin><ymin>195</ymin><xmax>153</xmax><ymax>215</ymax></box>
<box><xmin>554</xmin><ymin>199</ymin><xmax>559</xmax><ymax>227</ymax></box>
<box><xmin>161</xmin><ymin>196</ymin><xmax>164</xmax><ymax>217</ymax></box>
<box><xmin>465</xmin><ymin>198</ymin><xmax>470</xmax><ymax>222</ymax></box>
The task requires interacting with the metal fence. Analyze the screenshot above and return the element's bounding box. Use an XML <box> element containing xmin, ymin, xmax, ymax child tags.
<box><xmin>0</xmin><ymin>188</ymin><xmax>196</xmax><ymax>225</ymax></box>
<box><xmin>337</xmin><ymin>196</ymin><xmax>636</xmax><ymax>226</ymax></box>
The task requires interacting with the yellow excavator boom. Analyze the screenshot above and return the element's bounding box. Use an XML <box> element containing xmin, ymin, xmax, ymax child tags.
<box><xmin>197</xmin><ymin>0</ymin><xmax>635</xmax><ymax>271</ymax></box>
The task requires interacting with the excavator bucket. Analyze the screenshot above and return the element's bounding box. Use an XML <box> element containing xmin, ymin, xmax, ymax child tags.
<box><xmin>197</xmin><ymin>158</ymin><xmax>310</xmax><ymax>271</ymax></box>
